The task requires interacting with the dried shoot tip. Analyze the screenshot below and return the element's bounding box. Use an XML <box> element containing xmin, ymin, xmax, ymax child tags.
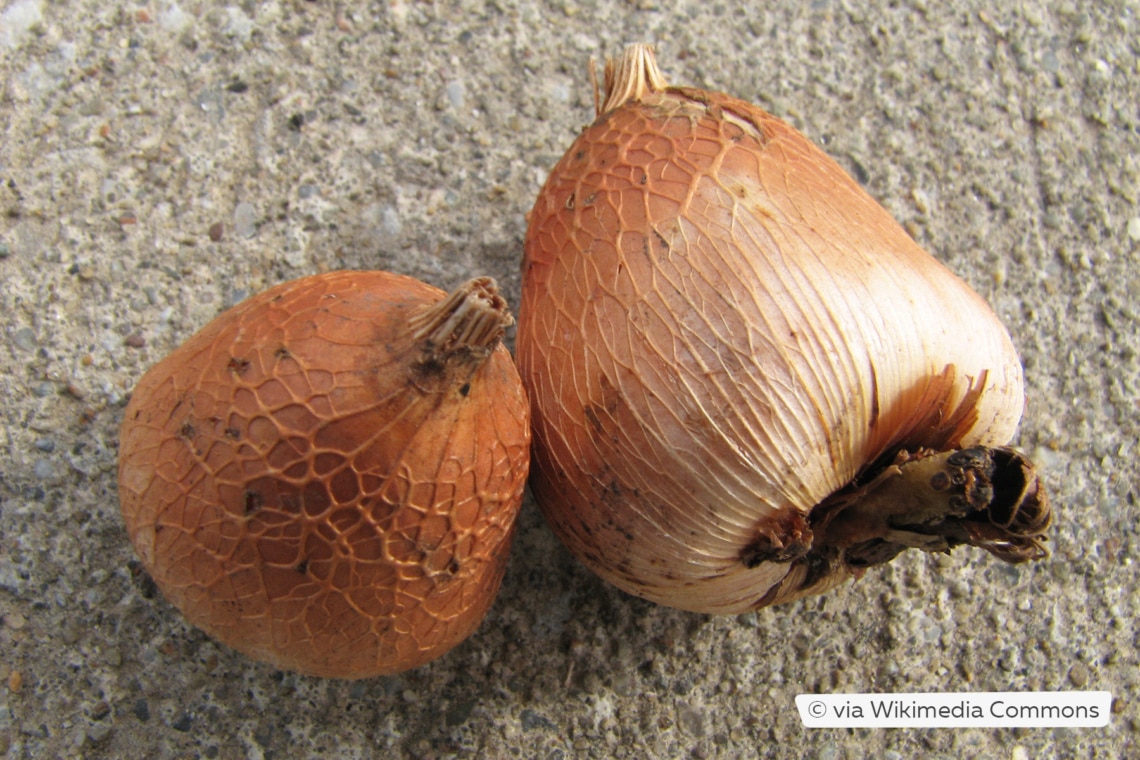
<box><xmin>410</xmin><ymin>277</ymin><xmax>513</xmax><ymax>359</ymax></box>
<box><xmin>599</xmin><ymin>43</ymin><xmax>669</xmax><ymax>116</ymax></box>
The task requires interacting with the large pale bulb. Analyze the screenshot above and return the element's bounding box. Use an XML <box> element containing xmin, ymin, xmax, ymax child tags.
<box><xmin>518</xmin><ymin>44</ymin><xmax>1050</xmax><ymax>614</ymax></box>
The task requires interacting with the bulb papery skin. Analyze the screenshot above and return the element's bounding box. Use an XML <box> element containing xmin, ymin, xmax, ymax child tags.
<box><xmin>519</xmin><ymin>46</ymin><xmax>1040</xmax><ymax>614</ymax></box>
<box><xmin>119</xmin><ymin>271</ymin><xmax>530</xmax><ymax>677</ymax></box>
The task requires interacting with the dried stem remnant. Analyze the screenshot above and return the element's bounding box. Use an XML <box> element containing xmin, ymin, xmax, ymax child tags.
<box><xmin>817</xmin><ymin>447</ymin><xmax>1051</xmax><ymax>568</ymax></box>
<box><xmin>410</xmin><ymin>276</ymin><xmax>513</xmax><ymax>358</ymax></box>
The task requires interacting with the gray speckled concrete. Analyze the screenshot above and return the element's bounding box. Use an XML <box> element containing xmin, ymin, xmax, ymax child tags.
<box><xmin>1</xmin><ymin>1</ymin><xmax>1136</xmax><ymax>758</ymax></box>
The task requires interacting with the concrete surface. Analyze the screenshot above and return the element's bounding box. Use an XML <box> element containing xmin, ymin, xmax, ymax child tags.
<box><xmin>1</xmin><ymin>1</ymin><xmax>1137</xmax><ymax>758</ymax></box>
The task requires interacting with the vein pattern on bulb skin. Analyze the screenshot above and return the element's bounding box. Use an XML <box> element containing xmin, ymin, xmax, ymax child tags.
<box><xmin>119</xmin><ymin>272</ymin><xmax>531</xmax><ymax>678</ymax></box>
<box><xmin>518</xmin><ymin>43</ymin><xmax>1051</xmax><ymax>614</ymax></box>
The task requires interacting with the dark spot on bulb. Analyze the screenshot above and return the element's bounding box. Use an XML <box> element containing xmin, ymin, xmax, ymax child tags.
<box><xmin>227</xmin><ymin>357</ymin><xmax>251</xmax><ymax>375</ymax></box>
<box><xmin>243</xmin><ymin>489</ymin><xmax>264</xmax><ymax>515</ymax></box>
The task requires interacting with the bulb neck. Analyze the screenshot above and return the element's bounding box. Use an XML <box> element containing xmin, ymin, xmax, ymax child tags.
<box><xmin>409</xmin><ymin>277</ymin><xmax>512</xmax><ymax>376</ymax></box>
<box><xmin>815</xmin><ymin>446</ymin><xmax>1051</xmax><ymax>568</ymax></box>
<box><xmin>739</xmin><ymin>445</ymin><xmax>1051</xmax><ymax>609</ymax></box>
<box><xmin>597</xmin><ymin>43</ymin><xmax>669</xmax><ymax>116</ymax></box>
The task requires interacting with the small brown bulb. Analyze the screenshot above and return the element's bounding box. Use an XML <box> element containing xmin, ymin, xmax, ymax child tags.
<box><xmin>118</xmin><ymin>271</ymin><xmax>530</xmax><ymax>678</ymax></box>
<box><xmin>518</xmin><ymin>44</ymin><xmax>1050</xmax><ymax>614</ymax></box>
